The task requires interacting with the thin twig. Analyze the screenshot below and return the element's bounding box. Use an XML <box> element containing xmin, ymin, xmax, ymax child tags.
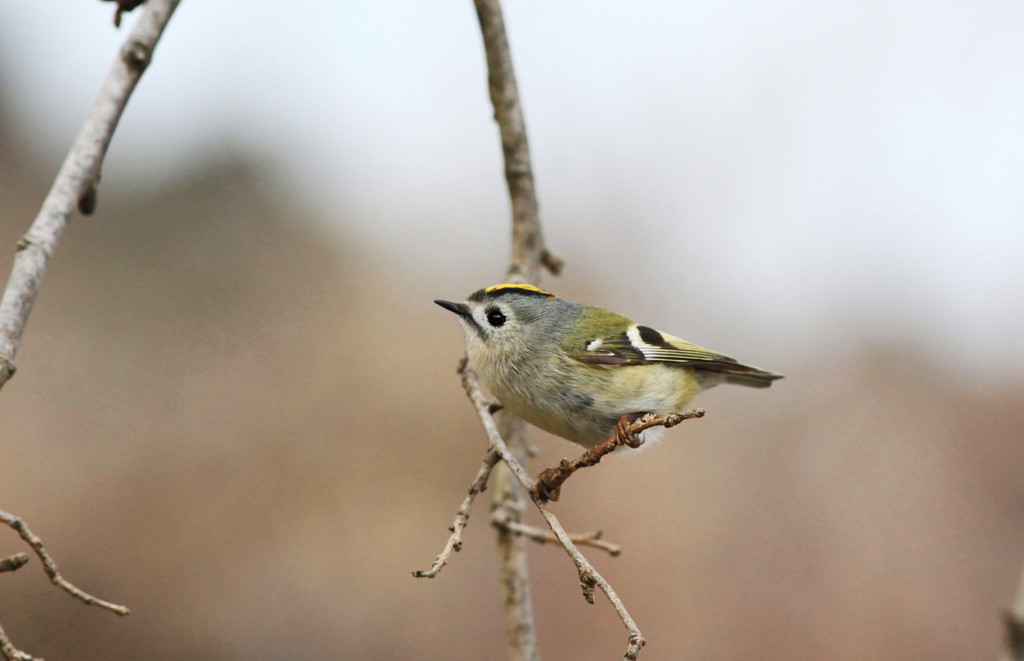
<box><xmin>460</xmin><ymin>364</ymin><xmax>647</xmax><ymax>659</ymax></box>
<box><xmin>0</xmin><ymin>554</ymin><xmax>33</xmax><ymax>661</ymax></box>
<box><xmin>0</xmin><ymin>0</ymin><xmax>181</xmax><ymax>392</ymax></box>
<box><xmin>534</xmin><ymin>410</ymin><xmax>706</xmax><ymax>502</ymax></box>
<box><xmin>413</xmin><ymin>448</ymin><xmax>501</xmax><ymax>579</ymax></box>
<box><xmin>495</xmin><ymin>518</ymin><xmax>622</xmax><ymax>557</ymax></box>
<box><xmin>531</xmin><ymin>500</ymin><xmax>646</xmax><ymax>660</ymax></box>
<box><xmin>0</xmin><ymin>620</ymin><xmax>36</xmax><ymax>661</ymax></box>
<box><xmin>0</xmin><ymin>510</ymin><xmax>129</xmax><ymax>616</ymax></box>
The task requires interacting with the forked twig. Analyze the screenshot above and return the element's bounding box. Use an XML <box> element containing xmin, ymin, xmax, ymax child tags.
<box><xmin>0</xmin><ymin>510</ymin><xmax>129</xmax><ymax>616</ymax></box>
<box><xmin>456</xmin><ymin>363</ymin><xmax>698</xmax><ymax>660</ymax></box>
<box><xmin>414</xmin><ymin>447</ymin><xmax>622</xmax><ymax>579</ymax></box>
<box><xmin>418</xmin><ymin>360</ymin><xmax>704</xmax><ymax>658</ymax></box>
<box><xmin>413</xmin><ymin>448</ymin><xmax>501</xmax><ymax>579</ymax></box>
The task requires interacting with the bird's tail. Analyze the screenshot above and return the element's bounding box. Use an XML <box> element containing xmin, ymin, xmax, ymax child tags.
<box><xmin>720</xmin><ymin>363</ymin><xmax>784</xmax><ymax>388</ymax></box>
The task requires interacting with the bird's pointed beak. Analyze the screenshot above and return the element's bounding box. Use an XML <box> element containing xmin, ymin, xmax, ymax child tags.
<box><xmin>434</xmin><ymin>299</ymin><xmax>472</xmax><ymax>319</ymax></box>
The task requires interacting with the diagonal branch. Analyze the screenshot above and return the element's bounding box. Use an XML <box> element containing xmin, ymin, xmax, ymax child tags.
<box><xmin>459</xmin><ymin>363</ymin><xmax>656</xmax><ymax>660</ymax></box>
<box><xmin>0</xmin><ymin>619</ymin><xmax>36</xmax><ymax>661</ymax></box>
<box><xmin>413</xmin><ymin>448</ymin><xmax>501</xmax><ymax>579</ymax></box>
<box><xmin>413</xmin><ymin>396</ymin><xmax>624</xmax><ymax>581</ymax></box>
<box><xmin>0</xmin><ymin>0</ymin><xmax>181</xmax><ymax>391</ymax></box>
<box><xmin>0</xmin><ymin>510</ymin><xmax>129</xmax><ymax>616</ymax></box>
<box><xmin>0</xmin><ymin>3</ymin><xmax>178</xmax><ymax>657</ymax></box>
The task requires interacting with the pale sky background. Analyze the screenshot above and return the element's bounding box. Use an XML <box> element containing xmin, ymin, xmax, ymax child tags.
<box><xmin>1</xmin><ymin>0</ymin><xmax>1022</xmax><ymax>378</ymax></box>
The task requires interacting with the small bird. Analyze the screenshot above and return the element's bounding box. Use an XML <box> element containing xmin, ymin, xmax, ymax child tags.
<box><xmin>435</xmin><ymin>284</ymin><xmax>782</xmax><ymax>449</ymax></box>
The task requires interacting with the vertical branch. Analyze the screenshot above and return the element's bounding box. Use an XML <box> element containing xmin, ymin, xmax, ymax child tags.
<box><xmin>472</xmin><ymin>1</ymin><xmax>562</xmax><ymax>659</ymax></box>
<box><xmin>473</xmin><ymin>0</ymin><xmax>562</xmax><ymax>284</ymax></box>
<box><xmin>491</xmin><ymin>416</ymin><xmax>539</xmax><ymax>661</ymax></box>
<box><xmin>0</xmin><ymin>0</ymin><xmax>181</xmax><ymax>391</ymax></box>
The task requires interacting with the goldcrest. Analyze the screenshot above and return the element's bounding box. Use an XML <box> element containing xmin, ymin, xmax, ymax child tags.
<box><xmin>435</xmin><ymin>284</ymin><xmax>782</xmax><ymax>449</ymax></box>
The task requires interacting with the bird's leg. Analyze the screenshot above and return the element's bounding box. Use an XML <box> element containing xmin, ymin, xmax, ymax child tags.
<box><xmin>531</xmin><ymin>411</ymin><xmax>705</xmax><ymax>502</ymax></box>
<box><xmin>614</xmin><ymin>412</ymin><xmax>647</xmax><ymax>448</ymax></box>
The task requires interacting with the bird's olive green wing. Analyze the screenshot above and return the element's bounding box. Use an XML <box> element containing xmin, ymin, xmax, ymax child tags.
<box><xmin>569</xmin><ymin>321</ymin><xmax>737</xmax><ymax>367</ymax></box>
<box><xmin>567</xmin><ymin>317</ymin><xmax>783</xmax><ymax>387</ymax></box>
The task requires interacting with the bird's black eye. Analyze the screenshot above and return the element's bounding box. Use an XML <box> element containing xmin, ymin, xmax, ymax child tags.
<box><xmin>486</xmin><ymin>307</ymin><xmax>506</xmax><ymax>327</ymax></box>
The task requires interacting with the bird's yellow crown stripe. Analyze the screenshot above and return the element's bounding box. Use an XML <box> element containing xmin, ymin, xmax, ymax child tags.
<box><xmin>484</xmin><ymin>283</ymin><xmax>555</xmax><ymax>298</ymax></box>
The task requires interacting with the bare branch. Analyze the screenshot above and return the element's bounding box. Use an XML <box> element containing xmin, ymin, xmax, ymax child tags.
<box><xmin>0</xmin><ymin>0</ymin><xmax>181</xmax><ymax>392</ymax></box>
<box><xmin>471</xmin><ymin>1</ymin><xmax>563</xmax><ymax>657</ymax></box>
<box><xmin>459</xmin><ymin>364</ymin><xmax>647</xmax><ymax>659</ymax></box>
<box><xmin>494</xmin><ymin>517</ymin><xmax>622</xmax><ymax>558</ymax></box>
<box><xmin>0</xmin><ymin>620</ymin><xmax>37</xmax><ymax>661</ymax></box>
<box><xmin>0</xmin><ymin>510</ymin><xmax>129</xmax><ymax>616</ymax></box>
<box><xmin>473</xmin><ymin>0</ymin><xmax>562</xmax><ymax>283</ymax></box>
<box><xmin>413</xmin><ymin>448</ymin><xmax>501</xmax><ymax>579</ymax></box>
<box><xmin>488</xmin><ymin>412</ymin><xmax>539</xmax><ymax>660</ymax></box>
<box><xmin>534</xmin><ymin>410</ymin><xmax>705</xmax><ymax>502</ymax></box>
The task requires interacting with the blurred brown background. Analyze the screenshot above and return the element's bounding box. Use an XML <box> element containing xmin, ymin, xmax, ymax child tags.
<box><xmin>2</xmin><ymin>3</ymin><xmax>1024</xmax><ymax>660</ymax></box>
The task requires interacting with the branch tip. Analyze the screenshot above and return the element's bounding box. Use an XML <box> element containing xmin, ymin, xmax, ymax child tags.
<box><xmin>0</xmin><ymin>553</ymin><xmax>29</xmax><ymax>574</ymax></box>
<box><xmin>495</xmin><ymin>518</ymin><xmax>623</xmax><ymax>556</ymax></box>
<box><xmin>412</xmin><ymin>447</ymin><xmax>500</xmax><ymax>579</ymax></box>
<box><xmin>541</xmin><ymin>249</ymin><xmax>563</xmax><ymax>276</ymax></box>
<box><xmin>625</xmin><ymin>633</ymin><xmax>647</xmax><ymax>661</ymax></box>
